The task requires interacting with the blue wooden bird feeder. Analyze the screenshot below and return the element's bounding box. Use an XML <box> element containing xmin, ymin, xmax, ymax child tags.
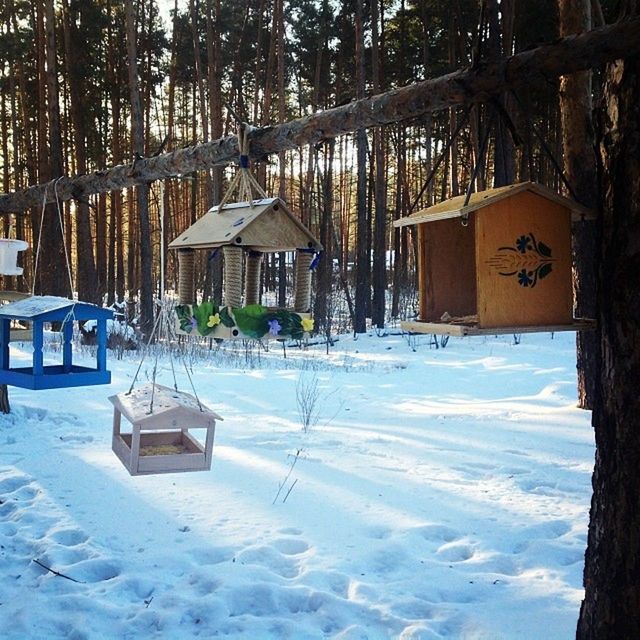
<box><xmin>0</xmin><ymin>296</ymin><xmax>113</xmax><ymax>390</ymax></box>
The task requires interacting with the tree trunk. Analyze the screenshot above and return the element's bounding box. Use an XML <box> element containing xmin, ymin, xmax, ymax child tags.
<box><xmin>276</xmin><ymin>0</ymin><xmax>287</xmax><ymax>308</ymax></box>
<box><xmin>577</xmin><ymin>10</ymin><xmax>640</xmax><ymax>637</ymax></box>
<box><xmin>35</xmin><ymin>0</ymin><xmax>68</xmax><ymax>297</ymax></box>
<box><xmin>207</xmin><ymin>0</ymin><xmax>223</xmax><ymax>302</ymax></box>
<box><xmin>125</xmin><ymin>0</ymin><xmax>154</xmax><ymax>338</ymax></box>
<box><xmin>371</xmin><ymin>0</ymin><xmax>387</xmax><ymax>329</ymax></box>
<box><xmin>62</xmin><ymin>0</ymin><xmax>99</xmax><ymax>304</ymax></box>
<box><xmin>558</xmin><ymin>0</ymin><xmax>599</xmax><ymax>410</ymax></box>
<box><xmin>354</xmin><ymin>0</ymin><xmax>368</xmax><ymax>333</ymax></box>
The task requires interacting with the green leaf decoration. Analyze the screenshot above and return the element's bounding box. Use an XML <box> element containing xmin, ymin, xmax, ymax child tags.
<box><xmin>175</xmin><ymin>302</ymin><xmax>312</xmax><ymax>340</ymax></box>
<box><xmin>192</xmin><ymin>301</ymin><xmax>217</xmax><ymax>336</ymax></box>
<box><xmin>219</xmin><ymin>306</ymin><xmax>236</xmax><ymax>328</ymax></box>
<box><xmin>233</xmin><ymin>304</ymin><xmax>269</xmax><ymax>338</ymax></box>
<box><xmin>537</xmin><ymin>242</ymin><xmax>552</xmax><ymax>258</ymax></box>
<box><xmin>289</xmin><ymin>313</ymin><xmax>304</xmax><ymax>340</ymax></box>
<box><xmin>538</xmin><ymin>263</ymin><xmax>553</xmax><ymax>280</ymax></box>
<box><xmin>175</xmin><ymin>304</ymin><xmax>194</xmax><ymax>333</ymax></box>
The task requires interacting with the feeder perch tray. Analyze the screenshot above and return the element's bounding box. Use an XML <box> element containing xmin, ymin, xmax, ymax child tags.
<box><xmin>109</xmin><ymin>383</ymin><xmax>223</xmax><ymax>476</ymax></box>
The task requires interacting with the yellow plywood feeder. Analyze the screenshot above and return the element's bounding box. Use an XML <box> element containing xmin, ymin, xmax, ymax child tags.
<box><xmin>110</xmin><ymin>383</ymin><xmax>223</xmax><ymax>476</ymax></box>
<box><xmin>169</xmin><ymin>197</ymin><xmax>322</xmax><ymax>340</ymax></box>
<box><xmin>394</xmin><ymin>182</ymin><xmax>596</xmax><ymax>336</ymax></box>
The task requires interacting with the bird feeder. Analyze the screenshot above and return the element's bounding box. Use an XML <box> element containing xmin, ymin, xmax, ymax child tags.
<box><xmin>169</xmin><ymin>197</ymin><xmax>322</xmax><ymax>340</ymax></box>
<box><xmin>0</xmin><ymin>291</ymin><xmax>32</xmax><ymax>342</ymax></box>
<box><xmin>0</xmin><ymin>296</ymin><xmax>112</xmax><ymax>389</ymax></box>
<box><xmin>393</xmin><ymin>182</ymin><xmax>596</xmax><ymax>336</ymax></box>
<box><xmin>0</xmin><ymin>238</ymin><xmax>28</xmax><ymax>276</ymax></box>
<box><xmin>110</xmin><ymin>383</ymin><xmax>222</xmax><ymax>476</ymax></box>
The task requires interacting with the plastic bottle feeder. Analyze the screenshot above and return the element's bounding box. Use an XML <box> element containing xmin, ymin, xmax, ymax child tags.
<box><xmin>0</xmin><ymin>239</ymin><xmax>29</xmax><ymax>276</ymax></box>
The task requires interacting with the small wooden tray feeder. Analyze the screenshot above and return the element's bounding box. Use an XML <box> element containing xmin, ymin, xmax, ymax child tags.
<box><xmin>0</xmin><ymin>296</ymin><xmax>112</xmax><ymax>389</ymax></box>
<box><xmin>394</xmin><ymin>182</ymin><xmax>596</xmax><ymax>336</ymax></box>
<box><xmin>169</xmin><ymin>197</ymin><xmax>322</xmax><ymax>340</ymax></box>
<box><xmin>110</xmin><ymin>383</ymin><xmax>223</xmax><ymax>476</ymax></box>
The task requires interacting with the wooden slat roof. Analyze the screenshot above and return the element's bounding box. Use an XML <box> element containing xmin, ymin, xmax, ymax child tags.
<box><xmin>109</xmin><ymin>383</ymin><xmax>223</xmax><ymax>425</ymax></box>
<box><xmin>0</xmin><ymin>296</ymin><xmax>113</xmax><ymax>321</ymax></box>
<box><xmin>393</xmin><ymin>182</ymin><xmax>595</xmax><ymax>227</ymax></box>
<box><xmin>168</xmin><ymin>197</ymin><xmax>321</xmax><ymax>252</ymax></box>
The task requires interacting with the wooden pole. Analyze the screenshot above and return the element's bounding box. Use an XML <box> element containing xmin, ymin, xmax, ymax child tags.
<box><xmin>1</xmin><ymin>18</ymin><xmax>639</xmax><ymax>215</ymax></box>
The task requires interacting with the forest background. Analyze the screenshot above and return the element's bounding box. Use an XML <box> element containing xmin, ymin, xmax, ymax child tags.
<box><xmin>0</xmin><ymin>0</ymin><xmax>614</xmax><ymax>337</ymax></box>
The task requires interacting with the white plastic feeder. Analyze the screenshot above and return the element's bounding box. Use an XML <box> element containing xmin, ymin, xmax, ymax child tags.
<box><xmin>0</xmin><ymin>239</ymin><xmax>29</xmax><ymax>276</ymax></box>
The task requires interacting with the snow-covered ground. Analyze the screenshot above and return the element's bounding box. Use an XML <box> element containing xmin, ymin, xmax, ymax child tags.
<box><xmin>0</xmin><ymin>330</ymin><xmax>593</xmax><ymax>639</ymax></box>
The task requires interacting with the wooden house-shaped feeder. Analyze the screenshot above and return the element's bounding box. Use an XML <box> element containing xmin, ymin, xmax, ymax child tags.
<box><xmin>110</xmin><ymin>383</ymin><xmax>222</xmax><ymax>476</ymax></box>
<box><xmin>394</xmin><ymin>182</ymin><xmax>596</xmax><ymax>336</ymax></box>
<box><xmin>0</xmin><ymin>296</ymin><xmax>112</xmax><ymax>389</ymax></box>
<box><xmin>169</xmin><ymin>197</ymin><xmax>322</xmax><ymax>340</ymax></box>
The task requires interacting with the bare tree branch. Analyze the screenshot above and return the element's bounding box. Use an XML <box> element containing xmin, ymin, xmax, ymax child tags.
<box><xmin>1</xmin><ymin>17</ymin><xmax>639</xmax><ymax>214</ymax></box>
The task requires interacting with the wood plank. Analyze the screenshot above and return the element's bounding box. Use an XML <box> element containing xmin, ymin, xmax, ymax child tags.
<box><xmin>476</xmin><ymin>190</ymin><xmax>573</xmax><ymax>327</ymax></box>
<box><xmin>420</xmin><ymin>217</ymin><xmax>477</xmax><ymax>321</ymax></box>
<box><xmin>401</xmin><ymin>318</ymin><xmax>595</xmax><ymax>337</ymax></box>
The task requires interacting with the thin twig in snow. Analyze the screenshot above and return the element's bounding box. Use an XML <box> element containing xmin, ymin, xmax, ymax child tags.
<box><xmin>32</xmin><ymin>559</ymin><xmax>84</xmax><ymax>583</ymax></box>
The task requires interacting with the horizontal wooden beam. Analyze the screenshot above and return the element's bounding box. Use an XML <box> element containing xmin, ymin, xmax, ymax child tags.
<box><xmin>1</xmin><ymin>17</ymin><xmax>639</xmax><ymax>214</ymax></box>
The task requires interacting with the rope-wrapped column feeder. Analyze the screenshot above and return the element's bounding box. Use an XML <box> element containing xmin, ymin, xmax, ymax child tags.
<box><xmin>244</xmin><ymin>250</ymin><xmax>263</xmax><ymax>306</ymax></box>
<box><xmin>177</xmin><ymin>249</ymin><xmax>196</xmax><ymax>305</ymax></box>
<box><xmin>223</xmin><ymin>245</ymin><xmax>244</xmax><ymax>308</ymax></box>
<box><xmin>294</xmin><ymin>249</ymin><xmax>314</xmax><ymax>313</ymax></box>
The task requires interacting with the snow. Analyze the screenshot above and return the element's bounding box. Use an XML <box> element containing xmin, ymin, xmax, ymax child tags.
<box><xmin>0</xmin><ymin>330</ymin><xmax>593</xmax><ymax>639</ymax></box>
<box><xmin>0</xmin><ymin>296</ymin><xmax>76</xmax><ymax>318</ymax></box>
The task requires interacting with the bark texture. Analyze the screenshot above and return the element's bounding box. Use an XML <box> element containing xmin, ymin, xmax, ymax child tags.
<box><xmin>576</xmin><ymin>48</ymin><xmax>640</xmax><ymax>639</ymax></box>
<box><xmin>1</xmin><ymin>17</ymin><xmax>639</xmax><ymax>214</ymax></box>
<box><xmin>559</xmin><ymin>0</ymin><xmax>599</xmax><ymax>410</ymax></box>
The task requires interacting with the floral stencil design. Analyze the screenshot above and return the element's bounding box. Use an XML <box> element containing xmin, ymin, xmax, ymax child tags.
<box><xmin>486</xmin><ymin>233</ymin><xmax>555</xmax><ymax>288</ymax></box>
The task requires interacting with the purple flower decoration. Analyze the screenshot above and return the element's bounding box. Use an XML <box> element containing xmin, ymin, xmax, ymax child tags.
<box><xmin>190</xmin><ymin>316</ymin><xmax>197</xmax><ymax>329</ymax></box>
<box><xmin>268</xmin><ymin>319</ymin><xmax>282</xmax><ymax>336</ymax></box>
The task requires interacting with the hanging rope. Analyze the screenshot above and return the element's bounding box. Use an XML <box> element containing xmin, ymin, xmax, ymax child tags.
<box><xmin>126</xmin><ymin>297</ymin><xmax>205</xmax><ymax>414</ymax></box>
<box><xmin>217</xmin><ymin>122</ymin><xmax>267</xmax><ymax>211</ymax></box>
<box><xmin>32</xmin><ymin>177</ymin><xmax>75</xmax><ymax>297</ymax></box>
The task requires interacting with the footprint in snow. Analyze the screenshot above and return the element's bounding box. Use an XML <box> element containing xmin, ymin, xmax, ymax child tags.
<box><xmin>436</xmin><ymin>542</ymin><xmax>474</xmax><ymax>562</ymax></box>
<box><xmin>235</xmin><ymin>544</ymin><xmax>302</xmax><ymax>579</ymax></box>
<box><xmin>65</xmin><ymin>558</ymin><xmax>121</xmax><ymax>583</ymax></box>
<box><xmin>414</xmin><ymin>523</ymin><xmax>459</xmax><ymax>544</ymax></box>
<box><xmin>49</xmin><ymin>528</ymin><xmax>89</xmax><ymax>547</ymax></box>
<box><xmin>189</xmin><ymin>545</ymin><xmax>235</xmax><ymax>565</ymax></box>
<box><xmin>365</xmin><ymin>524</ymin><xmax>392</xmax><ymax>540</ymax></box>
<box><xmin>272</xmin><ymin>537</ymin><xmax>310</xmax><ymax>556</ymax></box>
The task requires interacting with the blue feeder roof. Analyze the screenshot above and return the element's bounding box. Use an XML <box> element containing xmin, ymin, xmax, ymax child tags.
<box><xmin>0</xmin><ymin>296</ymin><xmax>113</xmax><ymax>322</ymax></box>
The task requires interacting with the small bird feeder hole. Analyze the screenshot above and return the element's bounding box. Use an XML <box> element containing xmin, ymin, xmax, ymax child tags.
<box><xmin>394</xmin><ymin>182</ymin><xmax>596</xmax><ymax>336</ymax></box>
<box><xmin>110</xmin><ymin>383</ymin><xmax>223</xmax><ymax>476</ymax></box>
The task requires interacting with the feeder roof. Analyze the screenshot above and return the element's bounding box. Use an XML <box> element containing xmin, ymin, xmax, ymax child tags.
<box><xmin>109</xmin><ymin>383</ymin><xmax>223</xmax><ymax>427</ymax></box>
<box><xmin>168</xmin><ymin>197</ymin><xmax>322</xmax><ymax>253</ymax></box>
<box><xmin>0</xmin><ymin>296</ymin><xmax>113</xmax><ymax>322</ymax></box>
<box><xmin>393</xmin><ymin>182</ymin><xmax>595</xmax><ymax>228</ymax></box>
